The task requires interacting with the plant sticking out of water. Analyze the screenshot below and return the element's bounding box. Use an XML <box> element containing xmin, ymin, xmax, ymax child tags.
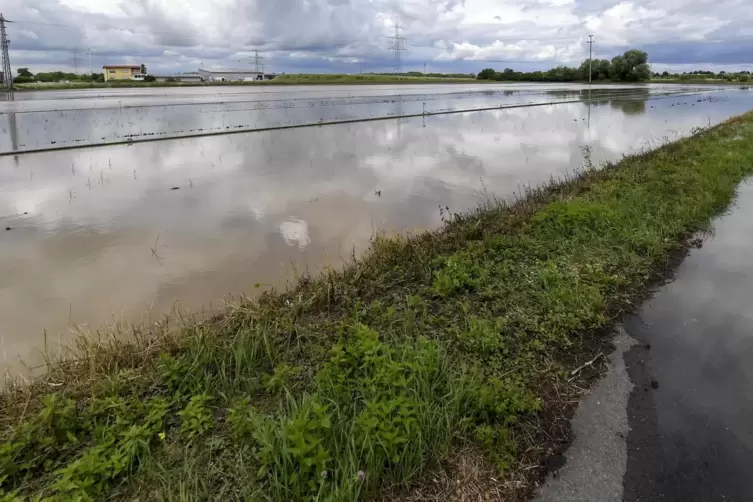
<box><xmin>3</xmin><ymin>113</ymin><xmax>753</xmax><ymax>500</ymax></box>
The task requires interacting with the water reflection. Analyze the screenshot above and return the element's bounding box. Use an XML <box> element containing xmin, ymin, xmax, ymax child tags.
<box><xmin>0</xmin><ymin>85</ymin><xmax>703</xmax><ymax>153</ymax></box>
<box><xmin>0</xmin><ymin>88</ymin><xmax>751</xmax><ymax>373</ymax></box>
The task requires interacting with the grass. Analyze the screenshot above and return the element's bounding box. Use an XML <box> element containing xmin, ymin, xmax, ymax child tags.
<box><xmin>651</xmin><ymin>78</ymin><xmax>750</xmax><ymax>86</ymax></box>
<box><xmin>13</xmin><ymin>74</ymin><xmax>478</xmax><ymax>91</ymax></box>
<box><xmin>3</xmin><ymin>112</ymin><xmax>753</xmax><ymax>501</ymax></box>
<box><xmin>259</xmin><ymin>74</ymin><xmax>477</xmax><ymax>85</ymax></box>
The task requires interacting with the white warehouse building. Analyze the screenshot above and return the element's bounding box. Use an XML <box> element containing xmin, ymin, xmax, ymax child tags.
<box><xmin>197</xmin><ymin>69</ymin><xmax>276</xmax><ymax>82</ymax></box>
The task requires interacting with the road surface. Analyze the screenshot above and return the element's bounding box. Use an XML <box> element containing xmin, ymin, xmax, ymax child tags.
<box><xmin>536</xmin><ymin>182</ymin><xmax>753</xmax><ymax>501</ymax></box>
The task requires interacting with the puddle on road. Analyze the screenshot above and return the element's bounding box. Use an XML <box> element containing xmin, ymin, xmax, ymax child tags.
<box><xmin>624</xmin><ymin>180</ymin><xmax>753</xmax><ymax>500</ymax></box>
<box><xmin>0</xmin><ymin>86</ymin><xmax>751</xmax><ymax>374</ymax></box>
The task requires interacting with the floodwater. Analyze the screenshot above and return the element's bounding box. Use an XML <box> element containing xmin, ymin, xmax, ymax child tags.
<box><xmin>0</xmin><ymin>83</ymin><xmax>751</xmax><ymax>373</ymax></box>
<box><xmin>0</xmin><ymin>83</ymin><xmax>732</xmax><ymax>153</ymax></box>
<box><xmin>623</xmin><ymin>180</ymin><xmax>753</xmax><ymax>500</ymax></box>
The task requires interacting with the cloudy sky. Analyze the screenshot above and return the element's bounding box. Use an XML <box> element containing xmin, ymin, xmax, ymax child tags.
<box><xmin>3</xmin><ymin>0</ymin><xmax>753</xmax><ymax>75</ymax></box>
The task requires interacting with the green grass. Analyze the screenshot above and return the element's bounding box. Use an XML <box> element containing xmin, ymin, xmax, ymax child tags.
<box><xmin>3</xmin><ymin>112</ymin><xmax>753</xmax><ymax>501</ymax></box>
<box><xmin>651</xmin><ymin>78</ymin><xmax>750</xmax><ymax>86</ymax></box>
<box><xmin>261</xmin><ymin>74</ymin><xmax>477</xmax><ymax>85</ymax></box>
<box><xmin>13</xmin><ymin>74</ymin><xmax>478</xmax><ymax>91</ymax></box>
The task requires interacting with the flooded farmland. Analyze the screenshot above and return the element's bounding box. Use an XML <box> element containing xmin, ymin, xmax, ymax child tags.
<box><xmin>1</xmin><ymin>83</ymin><xmax>751</xmax><ymax>373</ymax></box>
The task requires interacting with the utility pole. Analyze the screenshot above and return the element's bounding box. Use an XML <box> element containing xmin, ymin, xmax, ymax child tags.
<box><xmin>387</xmin><ymin>19</ymin><xmax>406</xmax><ymax>74</ymax></box>
<box><xmin>424</xmin><ymin>62</ymin><xmax>426</xmax><ymax>74</ymax></box>
<box><xmin>587</xmin><ymin>34</ymin><xmax>594</xmax><ymax>84</ymax></box>
<box><xmin>1</xmin><ymin>13</ymin><xmax>13</xmax><ymax>90</ymax></box>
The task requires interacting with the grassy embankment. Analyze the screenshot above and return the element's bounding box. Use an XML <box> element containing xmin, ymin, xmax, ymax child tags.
<box><xmin>13</xmin><ymin>74</ymin><xmax>477</xmax><ymax>91</ymax></box>
<box><xmin>651</xmin><ymin>78</ymin><xmax>750</xmax><ymax>86</ymax></box>
<box><xmin>3</xmin><ymin>113</ymin><xmax>753</xmax><ymax>501</ymax></box>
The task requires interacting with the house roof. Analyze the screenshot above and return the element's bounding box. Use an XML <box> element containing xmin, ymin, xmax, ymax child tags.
<box><xmin>103</xmin><ymin>65</ymin><xmax>141</xmax><ymax>69</ymax></box>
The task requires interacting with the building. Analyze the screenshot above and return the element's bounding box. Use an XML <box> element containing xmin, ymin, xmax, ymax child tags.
<box><xmin>197</xmin><ymin>69</ymin><xmax>276</xmax><ymax>82</ymax></box>
<box><xmin>103</xmin><ymin>65</ymin><xmax>142</xmax><ymax>81</ymax></box>
<box><xmin>153</xmin><ymin>73</ymin><xmax>203</xmax><ymax>83</ymax></box>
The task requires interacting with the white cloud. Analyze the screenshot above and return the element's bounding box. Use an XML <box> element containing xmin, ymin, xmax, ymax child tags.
<box><xmin>436</xmin><ymin>39</ymin><xmax>586</xmax><ymax>63</ymax></box>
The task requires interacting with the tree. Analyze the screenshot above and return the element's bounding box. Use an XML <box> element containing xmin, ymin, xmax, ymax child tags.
<box><xmin>579</xmin><ymin>59</ymin><xmax>610</xmax><ymax>81</ymax></box>
<box><xmin>140</xmin><ymin>64</ymin><xmax>147</xmax><ymax>75</ymax></box>
<box><xmin>17</xmin><ymin>68</ymin><xmax>33</xmax><ymax>78</ymax></box>
<box><xmin>613</xmin><ymin>49</ymin><xmax>650</xmax><ymax>81</ymax></box>
<box><xmin>477</xmin><ymin>68</ymin><xmax>496</xmax><ymax>80</ymax></box>
<box><xmin>595</xmin><ymin>59</ymin><xmax>611</xmax><ymax>80</ymax></box>
<box><xmin>475</xmin><ymin>49</ymin><xmax>651</xmax><ymax>84</ymax></box>
<box><xmin>144</xmin><ymin>75</ymin><xmax>157</xmax><ymax>82</ymax></box>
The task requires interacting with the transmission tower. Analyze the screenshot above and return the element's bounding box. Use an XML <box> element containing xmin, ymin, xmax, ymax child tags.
<box><xmin>71</xmin><ymin>47</ymin><xmax>81</xmax><ymax>74</ymax></box>
<box><xmin>387</xmin><ymin>20</ymin><xmax>406</xmax><ymax>74</ymax></box>
<box><xmin>1</xmin><ymin>13</ymin><xmax>13</xmax><ymax>90</ymax></box>
<box><xmin>250</xmin><ymin>49</ymin><xmax>265</xmax><ymax>73</ymax></box>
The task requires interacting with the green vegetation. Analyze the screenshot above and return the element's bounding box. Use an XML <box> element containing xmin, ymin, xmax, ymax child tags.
<box><xmin>651</xmin><ymin>70</ymin><xmax>751</xmax><ymax>84</ymax></box>
<box><xmin>478</xmin><ymin>49</ymin><xmax>650</xmax><ymax>82</ymax></box>
<box><xmin>268</xmin><ymin>73</ymin><xmax>475</xmax><ymax>85</ymax></box>
<box><xmin>3</xmin><ymin>113</ymin><xmax>753</xmax><ymax>501</ymax></box>
<box><xmin>12</xmin><ymin>72</ymin><xmax>476</xmax><ymax>91</ymax></box>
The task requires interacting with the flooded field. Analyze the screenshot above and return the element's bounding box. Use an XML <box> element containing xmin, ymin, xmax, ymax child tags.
<box><xmin>0</xmin><ymin>83</ymin><xmax>751</xmax><ymax>373</ymax></box>
<box><xmin>0</xmin><ymin>83</ymin><xmax>729</xmax><ymax>153</ymax></box>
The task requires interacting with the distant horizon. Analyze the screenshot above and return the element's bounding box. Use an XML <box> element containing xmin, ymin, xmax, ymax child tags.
<box><xmin>3</xmin><ymin>0</ymin><xmax>752</xmax><ymax>80</ymax></box>
<box><xmin>14</xmin><ymin>62</ymin><xmax>753</xmax><ymax>78</ymax></box>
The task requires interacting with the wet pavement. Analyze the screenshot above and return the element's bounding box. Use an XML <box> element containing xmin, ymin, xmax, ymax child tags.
<box><xmin>623</xmin><ymin>181</ymin><xmax>753</xmax><ymax>502</ymax></box>
<box><xmin>535</xmin><ymin>182</ymin><xmax>753</xmax><ymax>501</ymax></box>
<box><xmin>1</xmin><ymin>84</ymin><xmax>752</xmax><ymax>375</ymax></box>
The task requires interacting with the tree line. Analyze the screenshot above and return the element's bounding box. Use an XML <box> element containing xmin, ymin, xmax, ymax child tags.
<box><xmin>652</xmin><ymin>70</ymin><xmax>750</xmax><ymax>83</ymax></box>
<box><xmin>13</xmin><ymin>65</ymin><xmax>153</xmax><ymax>84</ymax></box>
<box><xmin>478</xmin><ymin>49</ymin><xmax>651</xmax><ymax>82</ymax></box>
<box><xmin>14</xmin><ymin>68</ymin><xmax>106</xmax><ymax>84</ymax></box>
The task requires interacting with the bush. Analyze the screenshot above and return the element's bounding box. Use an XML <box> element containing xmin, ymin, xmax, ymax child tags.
<box><xmin>12</xmin><ymin>76</ymin><xmax>34</xmax><ymax>84</ymax></box>
<box><xmin>143</xmin><ymin>75</ymin><xmax>157</xmax><ymax>82</ymax></box>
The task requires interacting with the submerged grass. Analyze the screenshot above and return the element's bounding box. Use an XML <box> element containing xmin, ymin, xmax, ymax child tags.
<box><xmin>3</xmin><ymin>112</ymin><xmax>753</xmax><ymax>501</ymax></box>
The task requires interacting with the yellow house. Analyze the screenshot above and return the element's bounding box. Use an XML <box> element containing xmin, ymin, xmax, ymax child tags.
<box><xmin>103</xmin><ymin>65</ymin><xmax>142</xmax><ymax>81</ymax></box>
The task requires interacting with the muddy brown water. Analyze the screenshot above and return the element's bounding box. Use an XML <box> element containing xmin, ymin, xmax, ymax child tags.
<box><xmin>1</xmin><ymin>83</ymin><xmax>751</xmax><ymax>374</ymax></box>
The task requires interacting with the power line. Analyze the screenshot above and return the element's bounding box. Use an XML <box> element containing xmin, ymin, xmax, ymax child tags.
<box><xmin>1</xmin><ymin>13</ymin><xmax>12</xmax><ymax>90</ymax></box>
<box><xmin>11</xmin><ymin>19</ymin><xmax>73</xmax><ymax>28</ymax></box>
<box><xmin>476</xmin><ymin>59</ymin><xmax>549</xmax><ymax>64</ymax></box>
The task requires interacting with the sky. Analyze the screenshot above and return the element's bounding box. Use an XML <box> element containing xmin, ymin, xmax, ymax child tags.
<box><xmin>3</xmin><ymin>0</ymin><xmax>753</xmax><ymax>76</ymax></box>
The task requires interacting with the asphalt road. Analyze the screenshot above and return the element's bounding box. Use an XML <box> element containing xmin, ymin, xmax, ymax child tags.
<box><xmin>536</xmin><ymin>182</ymin><xmax>753</xmax><ymax>501</ymax></box>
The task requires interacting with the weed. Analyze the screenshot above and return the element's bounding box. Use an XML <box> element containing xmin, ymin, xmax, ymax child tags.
<box><xmin>263</xmin><ymin>363</ymin><xmax>303</xmax><ymax>395</ymax></box>
<box><xmin>179</xmin><ymin>394</ymin><xmax>213</xmax><ymax>439</ymax></box>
